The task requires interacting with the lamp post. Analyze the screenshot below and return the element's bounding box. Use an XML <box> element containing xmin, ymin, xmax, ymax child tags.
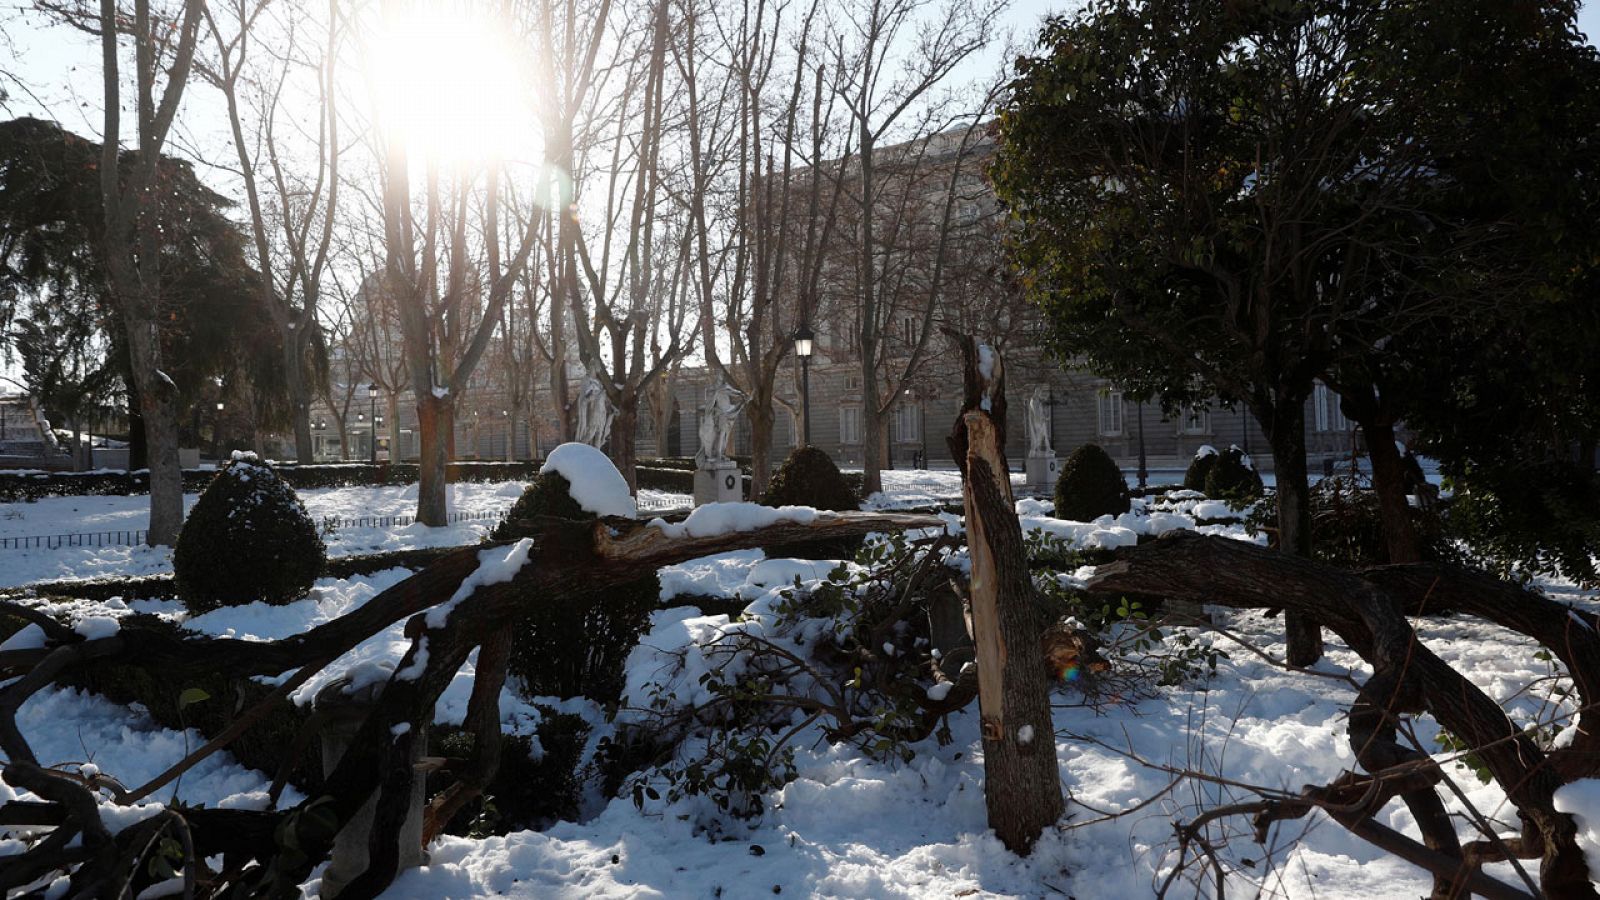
<box><xmin>1136</xmin><ymin>400</ymin><xmax>1148</xmax><ymax>491</ymax></box>
<box><xmin>375</xmin><ymin>416</ymin><xmax>385</xmax><ymax>462</ymax></box>
<box><xmin>313</xmin><ymin>418</ymin><xmax>325</xmax><ymax>461</ymax></box>
<box><xmin>793</xmin><ymin>323</ymin><xmax>814</xmax><ymax>446</ymax></box>
<box><xmin>367</xmin><ymin>383</ymin><xmax>379</xmax><ymax>464</ymax></box>
<box><xmin>502</xmin><ymin>409</ymin><xmax>511</xmax><ymax>461</ymax></box>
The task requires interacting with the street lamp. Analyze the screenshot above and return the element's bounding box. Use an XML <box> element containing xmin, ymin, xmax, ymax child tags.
<box><xmin>1136</xmin><ymin>400</ymin><xmax>1148</xmax><ymax>491</ymax></box>
<box><xmin>367</xmin><ymin>383</ymin><xmax>380</xmax><ymax>464</ymax></box>
<box><xmin>502</xmin><ymin>409</ymin><xmax>511</xmax><ymax>461</ymax></box>
<box><xmin>793</xmin><ymin>323</ymin><xmax>814</xmax><ymax>446</ymax></box>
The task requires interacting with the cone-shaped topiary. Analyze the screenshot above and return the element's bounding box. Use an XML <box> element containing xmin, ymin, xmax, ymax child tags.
<box><xmin>1054</xmin><ymin>443</ymin><xmax>1131</xmax><ymax>522</ymax></box>
<box><xmin>1183</xmin><ymin>445</ymin><xmax>1219</xmax><ymax>492</ymax></box>
<box><xmin>175</xmin><ymin>452</ymin><xmax>326</xmax><ymax>613</ymax></box>
<box><xmin>491</xmin><ymin>471</ymin><xmax>587</xmax><ymax>539</ymax></box>
<box><xmin>493</xmin><ymin>455</ymin><xmax>657</xmax><ymax>704</ymax></box>
<box><xmin>1204</xmin><ymin>445</ymin><xmax>1264</xmax><ymax>501</ymax></box>
<box><xmin>762</xmin><ymin>446</ymin><xmax>862</xmax><ymax>560</ymax></box>
<box><xmin>761</xmin><ymin>445</ymin><xmax>861</xmax><ymax>511</ymax></box>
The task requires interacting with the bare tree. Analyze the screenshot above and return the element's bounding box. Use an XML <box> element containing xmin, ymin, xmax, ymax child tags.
<box><xmin>679</xmin><ymin>0</ymin><xmax>848</xmax><ymax>496</ymax></box>
<box><xmin>84</xmin><ymin>0</ymin><xmax>206</xmax><ymax>545</ymax></box>
<box><xmin>200</xmin><ymin>0</ymin><xmax>344</xmax><ymax>464</ymax></box>
<box><xmin>561</xmin><ymin>0</ymin><xmax>696</xmax><ymax>491</ymax></box>
<box><xmin>524</xmin><ymin>0</ymin><xmax>616</xmax><ymax>443</ymax></box>
<box><xmin>823</xmin><ymin>0</ymin><xmax>1004</xmax><ymax>494</ymax></box>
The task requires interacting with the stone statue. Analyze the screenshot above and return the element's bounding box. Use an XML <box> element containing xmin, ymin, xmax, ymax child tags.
<box><xmin>696</xmin><ymin>377</ymin><xmax>744</xmax><ymax>467</ymax></box>
<box><xmin>575</xmin><ymin>369</ymin><xmax>614</xmax><ymax>448</ymax></box>
<box><xmin>1027</xmin><ymin>386</ymin><xmax>1052</xmax><ymax>454</ymax></box>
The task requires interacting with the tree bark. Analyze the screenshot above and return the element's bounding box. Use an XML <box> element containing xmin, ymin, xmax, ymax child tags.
<box><xmin>416</xmin><ymin>393</ymin><xmax>452</xmax><ymax>526</ymax></box>
<box><xmin>948</xmin><ymin>333</ymin><xmax>1063</xmax><ymax>854</ymax></box>
<box><xmin>1263</xmin><ymin>395</ymin><xmax>1323</xmax><ymax>665</ymax></box>
<box><xmin>1364</xmin><ymin>417</ymin><xmax>1422</xmax><ymax>564</ymax></box>
<box><xmin>1086</xmin><ymin>532</ymin><xmax>1599</xmax><ymax>896</ymax></box>
<box><xmin>609</xmin><ymin>395</ymin><xmax>639</xmax><ymax>493</ymax></box>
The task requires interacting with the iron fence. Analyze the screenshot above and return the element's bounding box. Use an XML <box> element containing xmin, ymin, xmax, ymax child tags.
<box><xmin>1</xmin><ymin>496</ymin><xmax>697</xmax><ymax>552</ymax></box>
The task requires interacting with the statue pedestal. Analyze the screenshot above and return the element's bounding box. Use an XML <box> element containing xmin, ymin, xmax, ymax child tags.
<box><xmin>694</xmin><ymin>461</ymin><xmax>743</xmax><ymax>505</ymax></box>
<box><xmin>1025</xmin><ymin>452</ymin><xmax>1059</xmax><ymax>491</ymax></box>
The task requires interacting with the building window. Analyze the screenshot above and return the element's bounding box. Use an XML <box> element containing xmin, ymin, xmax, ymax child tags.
<box><xmin>901</xmin><ymin>316</ymin><xmax>919</xmax><ymax>347</ymax></box>
<box><xmin>1314</xmin><ymin>383</ymin><xmax>1348</xmax><ymax>432</ymax></box>
<box><xmin>894</xmin><ymin>403</ymin><xmax>920</xmax><ymax>443</ymax></box>
<box><xmin>1180</xmin><ymin>406</ymin><xmax>1209</xmax><ymax>435</ymax></box>
<box><xmin>840</xmin><ymin>406</ymin><xmax>862</xmax><ymax>445</ymax></box>
<box><xmin>1097</xmin><ymin>391</ymin><xmax>1124</xmax><ymax>437</ymax></box>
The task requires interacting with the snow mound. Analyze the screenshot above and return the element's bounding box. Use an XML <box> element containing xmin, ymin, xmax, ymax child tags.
<box><xmin>1554</xmin><ymin>779</ymin><xmax>1600</xmax><ymax>885</ymax></box>
<box><xmin>648</xmin><ymin>502</ymin><xmax>818</xmax><ymax>539</ymax></box>
<box><xmin>540</xmin><ymin>443</ymin><xmax>637</xmax><ymax>518</ymax></box>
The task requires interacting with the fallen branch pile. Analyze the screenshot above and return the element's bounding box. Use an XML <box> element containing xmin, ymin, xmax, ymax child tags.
<box><xmin>1086</xmin><ymin>531</ymin><xmax>1600</xmax><ymax>899</ymax></box>
<box><xmin>0</xmin><ymin>509</ymin><xmax>940</xmax><ymax>899</ymax></box>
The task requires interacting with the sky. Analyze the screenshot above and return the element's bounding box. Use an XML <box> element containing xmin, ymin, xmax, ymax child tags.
<box><xmin>5</xmin><ymin>0</ymin><xmax>1598</xmax><ymax>205</ymax></box>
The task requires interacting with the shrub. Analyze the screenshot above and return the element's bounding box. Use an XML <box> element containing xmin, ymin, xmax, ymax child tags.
<box><xmin>1183</xmin><ymin>445</ymin><xmax>1219</xmax><ymax>492</ymax></box>
<box><xmin>761</xmin><ymin>446</ymin><xmax>862</xmax><ymax>560</ymax></box>
<box><xmin>761</xmin><ymin>445</ymin><xmax>860</xmax><ymax>511</ymax></box>
<box><xmin>1444</xmin><ymin>460</ymin><xmax>1600</xmax><ymax>586</ymax></box>
<box><xmin>1248</xmin><ymin>475</ymin><xmax>1454</xmax><ymax>567</ymax></box>
<box><xmin>174</xmin><ymin>453</ymin><xmax>325</xmax><ymax>613</ymax></box>
<box><xmin>1203</xmin><ymin>445</ymin><xmax>1264</xmax><ymax>501</ymax></box>
<box><xmin>490</xmin><ymin>471</ymin><xmax>587</xmax><ymax>537</ymax></box>
<box><xmin>493</xmin><ymin>467</ymin><xmax>658</xmax><ymax>704</ymax></box>
<box><xmin>1054</xmin><ymin>443</ymin><xmax>1130</xmax><ymax>521</ymax></box>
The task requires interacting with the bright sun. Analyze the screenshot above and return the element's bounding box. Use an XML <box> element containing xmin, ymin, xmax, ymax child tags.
<box><xmin>367</xmin><ymin>3</ymin><xmax>534</xmax><ymax>165</ymax></box>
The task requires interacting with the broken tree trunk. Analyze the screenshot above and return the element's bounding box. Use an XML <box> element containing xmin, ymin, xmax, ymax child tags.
<box><xmin>945</xmin><ymin>330</ymin><xmax>1064</xmax><ymax>855</ymax></box>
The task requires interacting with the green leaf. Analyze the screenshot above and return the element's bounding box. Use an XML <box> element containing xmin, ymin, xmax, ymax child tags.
<box><xmin>178</xmin><ymin>687</ymin><xmax>211</xmax><ymax>709</ymax></box>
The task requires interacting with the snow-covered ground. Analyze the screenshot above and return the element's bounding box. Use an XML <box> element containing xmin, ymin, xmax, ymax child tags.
<box><xmin>3</xmin><ymin>479</ymin><xmax>1592</xmax><ymax>898</ymax></box>
<box><xmin>0</xmin><ymin>481</ymin><xmax>691</xmax><ymax>587</ymax></box>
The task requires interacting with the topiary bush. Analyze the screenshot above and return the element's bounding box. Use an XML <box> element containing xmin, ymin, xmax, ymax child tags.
<box><xmin>761</xmin><ymin>446</ymin><xmax>862</xmax><ymax>560</ymax></box>
<box><xmin>174</xmin><ymin>453</ymin><xmax>326</xmax><ymax>613</ymax></box>
<box><xmin>761</xmin><ymin>445</ymin><xmax>861</xmax><ymax>511</ymax></box>
<box><xmin>1054</xmin><ymin>443</ymin><xmax>1130</xmax><ymax>522</ymax></box>
<box><xmin>494</xmin><ymin>464</ymin><xmax>659</xmax><ymax>704</ymax></box>
<box><xmin>1203</xmin><ymin>445</ymin><xmax>1264</xmax><ymax>501</ymax></box>
<box><xmin>1183</xmin><ymin>446</ymin><xmax>1219</xmax><ymax>492</ymax></box>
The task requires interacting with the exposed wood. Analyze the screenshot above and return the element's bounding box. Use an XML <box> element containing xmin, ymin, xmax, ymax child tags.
<box><xmin>947</xmin><ymin>332</ymin><xmax>1063</xmax><ymax>855</ymax></box>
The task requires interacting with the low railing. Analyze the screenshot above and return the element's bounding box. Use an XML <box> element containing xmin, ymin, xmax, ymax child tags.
<box><xmin>0</xmin><ymin>496</ymin><xmax>697</xmax><ymax>552</ymax></box>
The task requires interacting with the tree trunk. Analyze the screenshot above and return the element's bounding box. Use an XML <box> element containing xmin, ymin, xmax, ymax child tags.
<box><xmin>748</xmin><ymin>395</ymin><xmax>774</xmax><ymax>499</ymax></box>
<box><xmin>1364</xmin><ymin>417</ymin><xmax>1422</xmax><ymax>564</ymax></box>
<box><xmin>610</xmin><ymin>395</ymin><xmax>639</xmax><ymax>494</ymax></box>
<box><xmin>388</xmin><ymin>394</ymin><xmax>402</xmax><ymax>462</ymax></box>
<box><xmin>123</xmin><ymin>314</ymin><xmax>185</xmax><ymax>546</ymax></box>
<box><xmin>1264</xmin><ymin>396</ymin><xmax>1323</xmax><ymax>666</ymax></box>
<box><xmin>948</xmin><ymin>333</ymin><xmax>1063</xmax><ymax>854</ymax></box>
<box><xmin>287</xmin><ymin>328</ymin><xmax>314</xmax><ymax>464</ymax></box>
<box><xmin>862</xmin><ymin>388</ymin><xmax>884</xmax><ymax>496</ymax></box>
<box><xmin>416</xmin><ymin>394</ymin><xmax>452</xmax><ymax>526</ymax></box>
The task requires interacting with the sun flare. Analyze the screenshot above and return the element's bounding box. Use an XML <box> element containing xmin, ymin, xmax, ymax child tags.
<box><xmin>367</xmin><ymin>3</ymin><xmax>535</xmax><ymax>165</ymax></box>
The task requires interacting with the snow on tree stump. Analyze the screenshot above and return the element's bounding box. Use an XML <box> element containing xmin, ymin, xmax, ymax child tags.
<box><xmin>315</xmin><ymin>674</ymin><xmax>427</xmax><ymax>897</ymax></box>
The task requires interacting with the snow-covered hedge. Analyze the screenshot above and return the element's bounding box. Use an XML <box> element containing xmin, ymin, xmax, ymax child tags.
<box><xmin>174</xmin><ymin>453</ymin><xmax>326</xmax><ymax>612</ymax></box>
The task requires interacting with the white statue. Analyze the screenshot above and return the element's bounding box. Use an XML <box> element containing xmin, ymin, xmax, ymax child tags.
<box><xmin>575</xmin><ymin>369</ymin><xmax>614</xmax><ymax>448</ymax></box>
<box><xmin>696</xmin><ymin>377</ymin><xmax>744</xmax><ymax>467</ymax></box>
<box><xmin>1027</xmin><ymin>386</ymin><xmax>1052</xmax><ymax>454</ymax></box>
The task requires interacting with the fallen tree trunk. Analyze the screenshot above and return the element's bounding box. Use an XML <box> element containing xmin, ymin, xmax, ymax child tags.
<box><xmin>1086</xmin><ymin>531</ymin><xmax>1599</xmax><ymax>898</ymax></box>
<box><xmin>0</xmin><ymin>508</ymin><xmax>942</xmax><ymax>899</ymax></box>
